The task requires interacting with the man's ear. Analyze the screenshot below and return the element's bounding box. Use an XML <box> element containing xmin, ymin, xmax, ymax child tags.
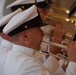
<box><xmin>21</xmin><ymin>31</ymin><xmax>30</xmax><ymax>46</ymax></box>
<box><xmin>21</xmin><ymin>31</ymin><xmax>28</xmax><ymax>40</ymax></box>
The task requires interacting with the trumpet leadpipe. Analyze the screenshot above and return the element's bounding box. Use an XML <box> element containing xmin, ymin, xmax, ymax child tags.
<box><xmin>41</xmin><ymin>50</ymin><xmax>68</xmax><ymax>60</ymax></box>
<box><xmin>43</xmin><ymin>41</ymin><xmax>68</xmax><ymax>50</ymax></box>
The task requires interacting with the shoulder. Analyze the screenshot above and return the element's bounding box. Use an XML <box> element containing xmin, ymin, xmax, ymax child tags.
<box><xmin>20</xmin><ymin>56</ymin><xmax>47</xmax><ymax>70</ymax></box>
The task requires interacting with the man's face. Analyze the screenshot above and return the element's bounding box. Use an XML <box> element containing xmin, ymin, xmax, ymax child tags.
<box><xmin>27</xmin><ymin>27</ymin><xmax>45</xmax><ymax>50</ymax></box>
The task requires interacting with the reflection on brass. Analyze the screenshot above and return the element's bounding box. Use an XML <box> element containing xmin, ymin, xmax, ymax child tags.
<box><xmin>44</xmin><ymin>12</ymin><xmax>76</xmax><ymax>26</ymax></box>
<box><xmin>41</xmin><ymin>46</ymin><xmax>68</xmax><ymax>60</ymax></box>
<box><xmin>43</xmin><ymin>13</ymin><xmax>76</xmax><ymax>47</ymax></box>
<box><xmin>43</xmin><ymin>25</ymin><xmax>75</xmax><ymax>44</ymax></box>
<box><xmin>51</xmin><ymin>5</ymin><xmax>70</xmax><ymax>14</ymax></box>
<box><xmin>42</xmin><ymin>41</ymin><xmax>68</xmax><ymax>50</ymax></box>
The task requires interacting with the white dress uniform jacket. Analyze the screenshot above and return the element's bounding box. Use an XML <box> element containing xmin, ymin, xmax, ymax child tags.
<box><xmin>54</xmin><ymin>61</ymin><xmax>76</xmax><ymax>75</ymax></box>
<box><xmin>34</xmin><ymin>51</ymin><xmax>47</xmax><ymax>63</ymax></box>
<box><xmin>3</xmin><ymin>44</ymin><xmax>76</xmax><ymax>75</ymax></box>
<box><xmin>34</xmin><ymin>51</ymin><xmax>61</xmax><ymax>75</ymax></box>
<box><xmin>0</xmin><ymin>36</ymin><xmax>2</xmax><ymax>44</ymax></box>
<box><xmin>0</xmin><ymin>38</ymin><xmax>12</xmax><ymax>75</ymax></box>
<box><xmin>3</xmin><ymin>44</ymin><xmax>51</xmax><ymax>75</ymax></box>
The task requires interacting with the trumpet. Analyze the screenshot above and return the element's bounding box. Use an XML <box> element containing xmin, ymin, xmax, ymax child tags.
<box><xmin>41</xmin><ymin>24</ymin><xmax>75</xmax><ymax>46</ymax></box>
<box><xmin>40</xmin><ymin>12</ymin><xmax>76</xmax><ymax>61</ymax></box>
<box><xmin>40</xmin><ymin>42</ymin><xmax>68</xmax><ymax>60</ymax></box>
<box><xmin>42</xmin><ymin>41</ymin><xmax>68</xmax><ymax>50</ymax></box>
<box><xmin>42</xmin><ymin>12</ymin><xmax>76</xmax><ymax>45</ymax></box>
<box><xmin>40</xmin><ymin>50</ymin><xmax>68</xmax><ymax>60</ymax></box>
<box><xmin>40</xmin><ymin>21</ymin><xmax>75</xmax><ymax>60</ymax></box>
<box><xmin>41</xmin><ymin>26</ymin><xmax>76</xmax><ymax>59</ymax></box>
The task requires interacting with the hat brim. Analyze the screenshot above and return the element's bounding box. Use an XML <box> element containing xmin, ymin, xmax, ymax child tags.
<box><xmin>37</xmin><ymin>22</ymin><xmax>48</xmax><ymax>27</ymax></box>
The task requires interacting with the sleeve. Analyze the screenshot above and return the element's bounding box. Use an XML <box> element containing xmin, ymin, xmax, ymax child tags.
<box><xmin>19</xmin><ymin>57</ymin><xmax>52</xmax><ymax>75</ymax></box>
<box><xmin>43</xmin><ymin>55</ymin><xmax>60</xmax><ymax>75</ymax></box>
<box><xmin>54</xmin><ymin>61</ymin><xmax>76</xmax><ymax>75</ymax></box>
<box><xmin>54</xmin><ymin>66</ymin><xmax>65</xmax><ymax>75</ymax></box>
<box><xmin>65</xmin><ymin>62</ymin><xmax>76</xmax><ymax>75</ymax></box>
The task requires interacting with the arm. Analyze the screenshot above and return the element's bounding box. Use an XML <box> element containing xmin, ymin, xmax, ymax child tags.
<box><xmin>55</xmin><ymin>41</ymin><xmax>76</xmax><ymax>75</ymax></box>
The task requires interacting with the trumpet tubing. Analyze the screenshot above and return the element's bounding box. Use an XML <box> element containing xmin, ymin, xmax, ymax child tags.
<box><xmin>41</xmin><ymin>49</ymin><xmax>68</xmax><ymax>60</ymax></box>
<box><xmin>41</xmin><ymin>41</ymin><xmax>68</xmax><ymax>60</ymax></box>
<box><xmin>42</xmin><ymin>41</ymin><xmax>68</xmax><ymax>50</ymax></box>
<box><xmin>43</xmin><ymin>14</ymin><xmax>75</xmax><ymax>43</ymax></box>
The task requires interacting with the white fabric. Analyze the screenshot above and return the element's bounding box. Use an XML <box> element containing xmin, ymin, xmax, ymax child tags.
<box><xmin>3</xmin><ymin>44</ymin><xmax>51</xmax><ymax>75</ymax></box>
<box><xmin>0</xmin><ymin>8</ymin><xmax>22</xmax><ymax>27</ymax></box>
<box><xmin>0</xmin><ymin>38</ymin><xmax>12</xmax><ymax>75</ymax></box>
<box><xmin>65</xmin><ymin>62</ymin><xmax>76</xmax><ymax>75</ymax></box>
<box><xmin>34</xmin><ymin>50</ymin><xmax>65</xmax><ymax>75</ymax></box>
<box><xmin>0</xmin><ymin>36</ymin><xmax>2</xmax><ymax>44</ymax></box>
<box><xmin>3</xmin><ymin>44</ymin><xmax>76</xmax><ymax>75</ymax></box>
<box><xmin>54</xmin><ymin>66</ymin><xmax>65</xmax><ymax>75</ymax></box>
<box><xmin>43</xmin><ymin>55</ymin><xmax>60</xmax><ymax>75</ymax></box>
<box><xmin>40</xmin><ymin>25</ymin><xmax>53</xmax><ymax>51</ymax></box>
<box><xmin>34</xmin><ymin>50</ymin><xmax>62</xmax><ymax>75</ymax></box>
<box><xmin>34</xmin><ymin>51</ymin><xmax>47</xmax><ymax>63</ymax></box>
<box><xmin>6</xmin><ymin>0</ymin><xmax>45</xmax><ymax>9</ymax></box>
<box><xmin>34</xmin><ymin>50</ymin><xmax>60</xmax><ymax>74</ymax></box>
<box><xmin>54</xmin><ymin>62</ymin><xmax>76</xmax><ymax>75</ymax></box>
<box><xmin>59</xmin><ymin>59</ymin><xmax>65</xmax><ymax>66</ymax></box>
<box><xmin>3</xmin><ymin>5</ymin><xmax>38</xmax><ymax>34</ymax></box>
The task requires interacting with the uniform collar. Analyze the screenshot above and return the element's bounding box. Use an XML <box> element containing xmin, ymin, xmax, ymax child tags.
<box><xmin>12</xmin><ymin>44</ymin><xmax>36</xmax><ymax>57</ymax></box>
<box><xmin>1</xmin><ymin>38</ymin><xmax>12</xmax><ymax>50</ymax></box>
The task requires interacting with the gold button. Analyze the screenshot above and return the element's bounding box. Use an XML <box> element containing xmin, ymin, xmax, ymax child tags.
<box><xmin>22</xmin><ymin>6</ymin><xmax>24</xmax><ymax>8</ymax></box>
<box><xmin>25</xmin><ymin>26</ymin><xmax>28</xmax><ymax>28</ymax></box>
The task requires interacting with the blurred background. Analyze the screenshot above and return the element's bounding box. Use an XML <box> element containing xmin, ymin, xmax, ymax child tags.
<box><xmin>0</xmin><ymin>0</ymin><xmax>75</xmax><ymax>18</ymax></box>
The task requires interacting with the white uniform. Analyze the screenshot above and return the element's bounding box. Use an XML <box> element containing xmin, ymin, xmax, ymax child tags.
<box><xmin>0</xmin><ymin>36</ymin><xmax>2</xmax><ymax>44</ymax></box>
<box><xmin>0</xmin><ymin>38</ymin><xmax>12</xmax><ymax>75</ymax></box>
<box><xmin>35</xmin><ymin>51</ymin><xmax>61</xmax><ymax>75</ymax></box>
<box><xmin>43</xmin><ymin>55</ymin><xmax>60</xmax><ymax>75</ymax></box>
<box><xmin>3</xmin><ymin>44</ymin><xmax>76</xmax><ymax>75</ymax></box>
<box><xmin>3</xmin><ymin>44</ymin><xmax>51</xmax><ymax>75</ymax></box>
<box><xmin>34</xmin><ymin>51</ymin><xmax>47</xmax><ymax>63</ymax></box>
<box><xmin>54</xmin><ymin>62</ymin><xmax>76</xmax><ymax>75</ymax></box>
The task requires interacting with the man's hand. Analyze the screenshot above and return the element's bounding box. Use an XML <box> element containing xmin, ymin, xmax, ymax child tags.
<box><xmin>67</xmin><ymin>41</ymin><xmax>76</xmax><ymax>62</ymax></box>
<box><xmin>49</xmin><ymin>23</ymin><xmax>66</xmax><ymax>55</ymax></box>
<box><xmin>52</xmin><ymin>23</ymin><xmax>66</xmax><ymax>39</ymax></box>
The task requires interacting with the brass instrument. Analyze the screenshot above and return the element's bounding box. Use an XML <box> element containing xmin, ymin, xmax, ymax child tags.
<box><xmin>40</xmin><ymin>50</ymin><xmax>68</xmax><ymax>60</ymax></box>
<box><xmin>40</xmin><ymin>42</ymin><xmax>68</xmax><ymax>60</ymax></box>
<box><xmin>41</xmin><ymin>8</ymin><xmax>76</xmax><ymax>60</ymax></box>
<box><xmin>41</xmin><ymin>24</ymin><xmax>75</xmax><ymax>48</ymax></box>
<box><xmin>42</xmin><ymin>41</ymin><xmax>68</xmax><ymax>50</ymax></box>
<box><xmin>43</xmin><ymin>12</ymin><xmax>76</xmax><ymax>44</ymax></box>
<box><xmin>45</xmin><ymin>12</ymin><xmax>76</xmax><ymax>26</ymax></box>
<box><xmin>51</xmin><ymin>5</ymin><xmax>70</xmax><ymax>14</ymax></box>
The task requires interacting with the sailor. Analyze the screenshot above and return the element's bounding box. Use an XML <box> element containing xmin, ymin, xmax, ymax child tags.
<box><xmin>3</xmin><ymin>5</ymin><xmax>76</xmax><ymax>75</ymax></box>
<box><xmin>6</xmin><ymin>0</ymin><xmax>67</xmax><ymax>74</ymax></box>
<box><xmin>0</xmin><ymin>8</ymin><xmax>22</xmax><ymax>75</ymax></box>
